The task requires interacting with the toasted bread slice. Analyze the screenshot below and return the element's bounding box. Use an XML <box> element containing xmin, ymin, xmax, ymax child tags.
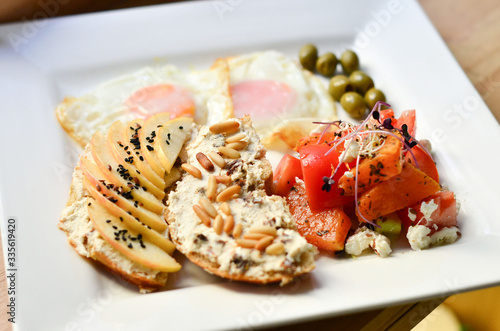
<box><xmin>166</xmin><ymin>116</ymin><xmax>317</xmax><ymax>285</ymax></box>
<box><xmin>58</xmin><ymin>161</ymin><xmax>170</xmax><ymax>293</ymax></box>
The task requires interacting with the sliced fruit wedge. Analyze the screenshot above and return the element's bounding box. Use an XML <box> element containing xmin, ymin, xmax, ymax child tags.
<box><xmin>85</xmin><ymin>179</ymin><xmax>175</xmax><ymax>254</ymax></box>
<box><xmin>87</xmin><ymin>199</ymin><xmax>181</xmax><ymax>272</ymax></box>
<box><xmin>123</xmin><ymin>119</ymin><xmax>166</xmax><ymax>190</ymax></box>
<box><xmin>80</xmin><ymin>156</ymin><xmax>167</xmax><ymax>233</ymax></box>
<box><xmin>108</xmin><ymin>121</ymin><xmax>165</xmax><ymax>200</ymax></box>
<box><xmin>139</xmin><ymin>113</ymin><xmax>171</xmax><ymax>177</ymax></box>
<box><xmin>91</xmin><ymin>132</ymin><xmax>164</xmax><ymax>214</ymax></box>
<box><xmin>155</xmin><ymin>117</ymin><xmax>194</xmax><ymax>173</ymax></box>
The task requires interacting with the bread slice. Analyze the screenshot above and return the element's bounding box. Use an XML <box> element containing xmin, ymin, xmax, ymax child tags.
<box><xmin>58</xmin><ymin>161</ymin><xmax>170</xmax><ymax>293</ymax></box>
<box><xmin>166</xmin><ymin>116</ymin><xmax>317</xmax><ymax>285</ymax></box>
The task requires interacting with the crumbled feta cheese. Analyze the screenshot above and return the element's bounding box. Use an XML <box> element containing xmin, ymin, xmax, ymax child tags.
<box><xmin>339</xmin><ymin>139</ymin><xmax>360</xmax><ymax>164</ymax></box>
<box><xmin>419</xmin><ymin>199</ymin><xmax>438</xmax><ymax>223</ymax></box>
<box><xmin>344</xmin><ymin>171</ymin><xmax>354</xmax><ymax>178</ymax></box>
<box><xmin>407</xmin><ymin>225</ymin><xmax>460</xmax><ymax>251</ymax></box>
<box><xmin>345</xmin><ymin>227</ymin><xmax>392</xmax><ymax>258</ymax></box>
<box><xmin>407</xmin><ymin>225</ymin><xmax>431</xmax><ymax>250</ymax></box>
<box><xmin>408</xmin><ymin>208</ymin><xmax>417</xmax><ymax>222</ymax></box>
<box><xmin>455</xmin><ymin>194</ymin><xmax>461</xmax><ymax>214</ymax></box>
<box><xmin>430</xmin><ymin>227</ymin><xmax>460</xmax><ymax>246</ymax></box>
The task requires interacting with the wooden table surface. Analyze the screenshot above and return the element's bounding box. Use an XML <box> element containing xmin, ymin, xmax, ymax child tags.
<box><xmin>1</xmin><ymin>1</ymin><xmax>499</xmax><ymax>330</ymax></box>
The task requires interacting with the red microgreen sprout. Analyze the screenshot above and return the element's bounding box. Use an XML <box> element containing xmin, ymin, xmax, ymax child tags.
<box><xmin>312</xmin><ymin>120</ymin><xmax>342</xmax><ymax>145</ymax></box>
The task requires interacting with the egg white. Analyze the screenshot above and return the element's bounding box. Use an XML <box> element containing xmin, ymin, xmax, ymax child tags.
<box><xmin>56</xmin><ymin>60</ymin><xmax>232</xmax><ymax>147</ymax></box>
<box><xmin>225</xmin><ymin>51</ymin><xmax>336</xmax><ymax>150</ymax></box>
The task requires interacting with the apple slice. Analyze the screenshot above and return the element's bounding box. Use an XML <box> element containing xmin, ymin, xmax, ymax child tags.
<box><xmin>91</xmin><ymin>132</ymin><xmax>164</xmax><ymax>214</ymax></box>
<box><xmin>107</xmin><ymin>121</ymin><xmax>165</xmax><ymax>200</ymax></box>
<box><xmin>124</xmin><ymin>119</ymin><xmax>167</xmax><ymax>190</ymax></box>
<box><xmin>139</xmin><ymin>113</ymin><xmax>171</xmax><ymax>177</ymax></box>
<box><xmin>80</xmin><ymin>156</ymin><xmax>167</xmax><ymax>233</ymax></box>
<box><xmin>87</xmin><ymin>199</ymin><xmax>181</xmax><ymax>272</ymax></box>
<box><xmin>155</xmin><ymin>117</ymin><xmax>194</xmax><ymax>173</ymax></box>
<box><xmin>85</xmin><ymin>179</ymin><xmax>175</xmax><ymax>254</ymax></box>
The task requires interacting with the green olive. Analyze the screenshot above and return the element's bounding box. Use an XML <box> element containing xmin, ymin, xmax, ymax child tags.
<box><xmin>299</xmin><ymin>44</ymin><xmax>318</xmax><ymax>71</ymax></box>
<box><xmin>328</xmin><ymin>75</ymin><xmax>353</xmax><ymax>101</ymax></box>
<box><xmin>349</xmin><ymin>70</ymin><xmax>374</xmax><ymax>95</ymax></box>
<box><xmin>364</xmin><ymin>88</ymin><xmax>386</xmax><ymax>110</ymax></box>
<box><xmin>340</xmin><ymin>50</ymin><xmax>359</xmax><ymax>75</ymax></box>
<box><xmin>316</xmin><ymin>52</ymin><xmax>337</xmax><ymax>76</ymax></box>
<box><xmin>340</xmin><ymin>92</ymin><xmax>366</xmax><ymax>118</ymax></box>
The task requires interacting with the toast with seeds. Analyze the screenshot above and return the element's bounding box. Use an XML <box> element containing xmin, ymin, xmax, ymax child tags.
<box><xmin>59</xmin><ymin>161</ymin><xmax>172</xmax><ymax>292</ymax></box>
<box><xmin>59</xmin><ymin>114</ymin><xmax>193</xmax><ymax>293</ymax></box>
<box><xmin>166</xmin><ymin>116</ymin><xmax>317</xmax><ymax>285</ymax></box>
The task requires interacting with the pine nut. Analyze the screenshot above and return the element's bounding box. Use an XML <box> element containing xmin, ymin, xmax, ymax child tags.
<box><xmin>265</xmin><ymin>242</ymin><xmax>285</xmax><ymax>255</ymax></box>
<box><xmin>182</xmin><ymin>163</ymin><xmax>202</xmax><ymax>179</ymax></box>
<box><xmin>233</xmin><ymin>223</ymin><xmax>243</xmax><ymax>238</ymax></box>
<box><xmin>243</xmin><ymin>233</ymin><xmax>268</xmax><ymax>241</ymax></box>
<box><xmin>216</xmin><ymin>185</ymin><xmax>241</xmax><ymax>202</ymax></box>
<box><xmin>236</xmin><ymin>238</ymin><xmax>258</xmax><ymax>248</ymax></box>
<box><xmin>249</xmin><ymin>226</ymin><xmax>277</xmax><ymax>237</ymax></box>
<box><xmin>193</xmin><ymin>204</ymin><xmax>211</xmax><ymax>226</ymax></box>
<box><xmin>215</xmin><ymin>175</ymin><xmax>231</xmax><ymax>184</ymax></box>
<box><xmin>196</xmin><ymin>152</ymin><xmax>214</xmax><ymax>171</ymax></box>
<box><xmin>220</xmin><ymin>202</ymin><xmax>231</xmax><ymax>215</ymax></box>
<box><xmin>199</xmin><ymin>198</ymin><xmax>217</xmax><ymax>218</ymax></box>
<box><xmin>226</xmin><ymin>141</ymin><xmax>247</xmax><ymax>150</ymax></box>
<box><xmin>255</xmin><ymin>236</ymin><xmax>274</xmax><ymax>251</ymax></box>
<box><xmin>213</xmin><ymin>215</ymin><xmax>224</xmax><ymax>235</ymax></box>
<box><xmin>225</xmin><ymin>133</ymin><xmax>246</xmax><ymax>144</ymax></box>
<box><xmin>208</xmin><ymin>152</ymin><xmax>226</xmax><ymax>168</ymax></box>
<box><xmin>207</xmin><ymin>175</ymin><xmax>217</xmax><ymax>201</ymax></box>
<box><xmin>218</xmin><ymin>146</ymin><xmax>240</xmax><ymax>159</ymax></box>
<box><xmin>223</xmin><ymin>215</ymin><xmax>234</xmax><ymax>234</ymax></box>
<box><xmin>209</xmin><ymin>120</ymin><xmax>240</xmax><ymax>134</ymax></box>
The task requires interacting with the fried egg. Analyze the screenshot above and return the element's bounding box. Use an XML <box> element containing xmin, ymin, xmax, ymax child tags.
<box><xmin>225</xmin><ymin>51</ymin><xmax>336</xmax><ymax>150</ymax></box>
<box><xmin>56</xmin><ymin>59</ymin><xmax>233</xmax><ymax>147</ymax></box>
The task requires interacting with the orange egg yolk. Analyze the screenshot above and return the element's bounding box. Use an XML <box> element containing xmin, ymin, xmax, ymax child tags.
<box><xmin>230</xmin><ymin>80</ymin><xmax>296</xmax><ymax>119</ymax></box>
<box><xmin>125</xmin><ymin>84</ymin><xmax>195</xmax><ymax>119</ymax></box>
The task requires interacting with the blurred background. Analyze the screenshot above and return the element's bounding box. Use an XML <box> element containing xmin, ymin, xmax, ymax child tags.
<box><xmin>1</xmin><ymin>0</ymin><xmax>499</xmax><ymax>330</ymax></box>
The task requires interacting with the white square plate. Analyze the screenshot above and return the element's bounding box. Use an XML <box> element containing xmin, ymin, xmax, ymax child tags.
<box><xmin>1</xmin><ymin>0</ymin><xmax>500</xmax><ymax>330</ymax></box>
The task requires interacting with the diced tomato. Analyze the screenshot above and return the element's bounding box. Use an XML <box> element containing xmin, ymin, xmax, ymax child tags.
<box><xmin>397</xmin><ymin>109</ymin><xmax>416</xmax><ymax>137</ymax></box>
<box><xmin>379</xmin><ymin>108</ymin><xmax>416</xmax><ymax>137</ymax></box>
<box><xmin>294</xmin><ymin>132</ymin><xmax>340</xmax><ymax>152</ymax></box>
<box><xmin>379</xmin><ymin>108</ymin><xmax>397</xmax><ymax>127</ymax></box>
<box><xmin>286</xmin><ymin>181</ymin><xmax>351</xmax><ymax>252</ymax></box>
<box><xmin>397</xmin><ymin>191</ymin><xmax>457</xmax><ymax>232</ymax></box>
<box><xmin>299</xmin><ymin>144</ymin><xmax>353</xmax><ymax>212</ymax></box>
<box><xmin>404</xmin><ymin>144</ymin><xmax>439</xmax><ymax>182</ymax></box>
<box><xmin>273</xmin><ymin>154</ymin><xmax>303</xmax><ymax>197</ymax></box>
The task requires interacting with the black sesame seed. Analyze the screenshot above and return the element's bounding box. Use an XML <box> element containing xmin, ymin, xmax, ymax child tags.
<box><xmin>128</xmin><ymin>243</ymin><xmax>133</xmax><ymax>249</ymax></box>
<box><xmin>146</xmin><ymin>145</ymin><xmax>154</xmax><ymax>151</ymax></box>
